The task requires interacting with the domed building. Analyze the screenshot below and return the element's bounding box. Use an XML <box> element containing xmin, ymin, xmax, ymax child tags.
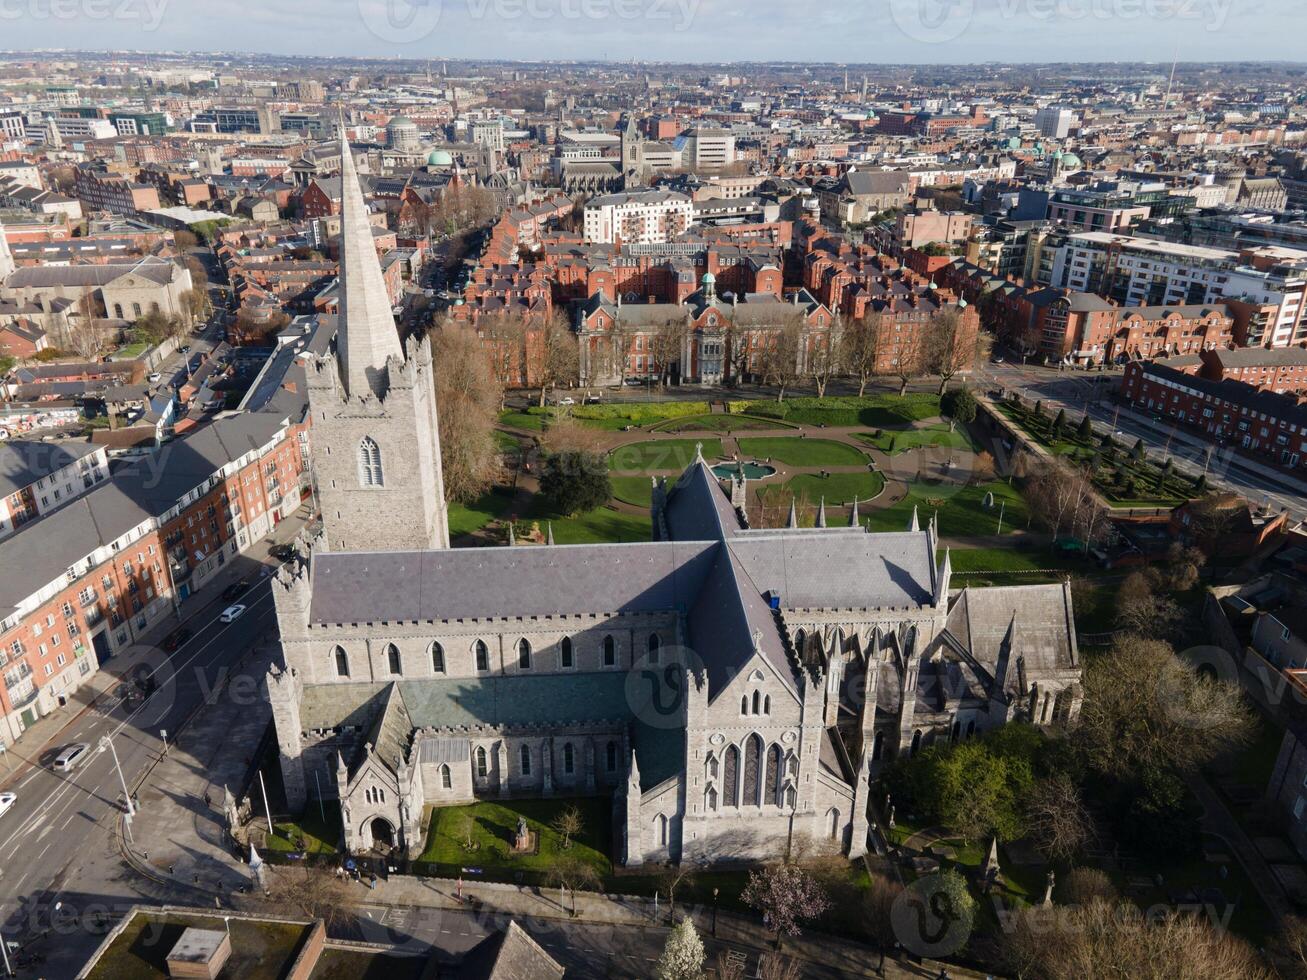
<box><xmin>426</xmin><ymin>149</ymin><xmax>454</xmax><ymax>168</ymax></box>
<box><xmin>387</xmin><ymin>116</ymin><xmax>420</xmax><ymax>153</ymax></box>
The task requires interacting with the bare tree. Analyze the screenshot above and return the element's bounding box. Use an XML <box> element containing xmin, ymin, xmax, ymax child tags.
<box><xmin>923</xmin><ymin>308</ymin><xmax>970</xmax><ymax>395</ymax></box>
<box><xmin>1058</xmin><ymin>867</ymin><xmax>1118</xmax><ymax>907</ymax></box>
<box><xmin>1270</xmin><ymin>914</ymin><xmax>1307</xmax><ymax>980</ymax></box>
<box><xmin>807</xmin><ymin>318</ymin><xmax>843</xmax><ymax>398</ymax></box>
<box><xmin>1025</xmin><ymin>773</ymin><xmax>1094</xmax><ymax>862</ymax></box>
<box><xmin>716</xmin><ymin>950</ymin><xmax>747</xmax><ymax>980</ymax></box>
<box><xmin>478</xmin><ymin>312</ymin><xmax>530</xmax><ymax>401</ymax></box>
<box><xmin>839</xmin><ymin>312</ymin><xmax>882</xmax><ymax>397</ymax></box>
<box><xmin>536</xmin><ymin>313</ymin><xmax>580</xmax><ymax>407</ymax></box>
<box><xmin>888</xmin><ymin>328</ymin><xmax>923</xmax><ymax>397</ymax></box>
<box><xmin>260</xmin><ymin>867</ymin><xmax>353</xmax><ymax>931</ymax></box>
<box><xmin>860</xmin><ymin>874</ymin><xmax>903</xmax><ymax>975</ymax></box>
<box><xmin>650</xmin><ymin>317</ymin><xmax>690</xmax><ymax>388</ymax></box>
<box><xmin>761</xmin><ymin>314</ymin><xmax>805</xmax><ymax>403</ymax></box>
<box><xmin>756</xmin><ymin>953</ymin><xmax>804</xmax><ymax>980</ymax></box>
<box><xmin>546</xmin><ymin>852</ymin><xmax>601</xmax><ymax>916</ymax></box>
<box><xmin>606</xmin><ymin>316</ymin><xmax>636</xmax><ymax>386</ymax></box>
<box><xmin>1078</xmin><ymin>635</ymin><xmax>1254</xmax><ymax>779</ymax></box>
<box><xmin>69</xmin><ymin>290</ymin><xmax>110</xmax><ymax>360</ymax></box>
<box><xmin>432</xmin><ymin>325</ymin><xmax>504</xmax><ymax>502</ymax></box>
<box><xmin>1000</xmin><ymin>899</ymin><xmax>1272</xmax><ymax>980</ymax></box>
<box><xmin>551</xmin><ymin>804</ymin><xmax>584</xmax><ymax>850</ymax></box>
<box><xmin>1114</xmin><ymin>568</ymin><xmax>1184</xmax><ymax>638</ymax></box>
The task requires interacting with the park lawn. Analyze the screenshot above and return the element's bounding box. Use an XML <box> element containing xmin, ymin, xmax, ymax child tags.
<box><xmin>610</xmin><ymin>476</ymin><xmax>654</xmax><ymax>508</ymax></box>
<box><xmin>494</xmin><ymin>430</ymin><xmax>522</xmax><ymax>453</ymax></box>
<box><xmin>418</xmin><ymin>797</ymin><xmax>611</xmax><ymax>879</ymax></box>
<box><xmin>608</xmin><ymin>438</ymin><xmax>723</xmax><ymax>472</ymax></box>
<box><xmin>525</xmin><ymin>495</ymin><xmax>652</xmax><ymax>544</ymax></box>
<box><xmin>736</xmin><ymin>437</ymin><xmax>867</xmax><ymax>467</ymax></box>
<box><xmin>499</xmin><ymin>410</ymin><xmax>545</xmax><ymax>431</ymax></box>
<box><xmin>857</xmin><ymin>424</ymin><xmax>978</xmax><ymax>455</ymax></box>
<box><xmin>868</xmin><ymin>479</ymin><xmax>1030</xmax><ymax>538</ymax></box>
<box><xmin>735</xmin><ymin>393</ymin><xmax>942</xmax><ymax>428</ymax></box>
<box><xmin>650</xmin><ymin>413</ymin><xmax>795</xmax><ymax>433</ymax></box>
<box><xmin>761</xmin><ymin>471</ymin><xmax>886</xmax><ymax>511</ymax></box>
<box><xmin>268</xmin><ymin>805</ymin><xmax>340</xmax><ymax>855</ymax></box>
<box><xmin>111</xmin><ymin>341</ymin><xmax>151</xmax><ymax>360</ymax></box>
<box><xmin>447</xmin><ymin>487</ymin><xmax>517</xmax><ymax>539</ymax></box>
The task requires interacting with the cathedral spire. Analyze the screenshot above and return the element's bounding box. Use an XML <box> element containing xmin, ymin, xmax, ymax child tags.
<box><xmin>546</xmin><ymin>522</ymin><xmax>555</xmax><ymax>546</ymax></box>
<box><xmin>908</xmin><ymin>505</ymin><xmax>920</xmax><ymax>533</ymax></box>
<box><xmin>0</xmin><ymin>217</ymin><xmax>13</xmax><ymax>282</ymax></box>
<box><xmin>816</xmin><ymin>497</ymin><xmax>827</xmax><ymax>528</ymax></box>
<box><xmin>786</xmin><ymin>498</ymin><xmax>798</xmax><ymax>528</ymax></box>
<box><xmin>849</xmin><ymin>497</ymin><xmax>860</xmax><ymax>528</ymax></box>
<box><xmin>336</xmin><ymin>127</ymin><xmax>404</xmax><ymax>399</ymax></box>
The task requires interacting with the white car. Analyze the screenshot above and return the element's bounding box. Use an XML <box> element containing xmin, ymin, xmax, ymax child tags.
<box><xmin>0</xmin><ymin>793</ymin><xmax>15</xmax><ymax>816</ymax></box>
<box><xmin>557</xmin><ymin>397</ymin><xmax>576</xmax><ymax>406</ymax></box>
<box><xmin>220</xmin><ymin>604</ymin><xmax>247</xmax><ymax>623</ymax></box>
<box><xmin>147</xmin><ymin>372</ymin><xmax>162</xmax><ymax>383</ymax></box>
<box><xmin>52</xmin><ymin>743</ymin><xmax>90</xmax><ymax>772</ymax></box>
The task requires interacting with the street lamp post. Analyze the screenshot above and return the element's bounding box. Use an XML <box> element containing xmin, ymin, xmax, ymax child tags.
<box><xmin>712</xmin><ymin>887</ymin><xmax>719</xmax><ymax>938</ymax></box>
<box><xmin>99</xmin><ymin>734</ymin><xmax>135</xmax><ymax>817</ymax></box>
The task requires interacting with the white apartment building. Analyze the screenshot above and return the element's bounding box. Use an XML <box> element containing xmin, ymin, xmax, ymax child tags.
<box><xmin>49</xmin><ymin>117</ymin><xmax>117</xmax><ymax>141</ymax></box>
<box><xmin>1051</xmin><ymin>232</ymin><xmax>1307</xmax><ymax>347</ymax></box>
<box><xmin>583</xmin><ymin>189</ymin><xmax>693</xmax><ymax>245</ymax></box>
<box><xmin>1034</xmin><ymin>106</ymin><xmax>1076</xmax><ymax>139</ymax></box>
<box><xmin>679</xmin><ymin>129</ymin><xmax>736</xmax><ymax>171</ymax></box>
<box><xmin>0</xmin><ymin>112</ymin><xmax>26</xmax><ymax>142</ymax></box>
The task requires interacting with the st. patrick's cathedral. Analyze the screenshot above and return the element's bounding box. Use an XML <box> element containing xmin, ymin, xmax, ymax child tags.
<box><xmin>266</xmin><ymin>137</ymin><xmax>1083</xmax><ymax>865</ymax></box>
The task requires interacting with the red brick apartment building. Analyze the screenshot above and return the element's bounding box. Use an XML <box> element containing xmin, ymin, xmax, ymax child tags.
<box><xmin>73</xmin><ymin>166</ymin><xmax>161</xmax><ymax>215</ymax></box>
<box><xmin>0</xmin><ymin>359</ymin><xmax>313</xmax><ymax>747</ymax></box>
<box><xmin>1122</xmin><ymin>359</ymin><xmax>1307</xmax><ymax>471</ymax></box>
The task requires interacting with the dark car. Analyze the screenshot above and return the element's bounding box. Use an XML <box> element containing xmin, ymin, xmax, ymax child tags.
<box><xmin>269</xmin><ymin>544</ymin><xmax>296</xmax><ymax>561</ymax></box>
<box><xmin>162</xmin><ymin>627</ymin><xmax>192</xmax><ymax>652</ymax></box>
<box><xmin>221</xmin><ymin>580</ymin><xmax>249</xmax><ymax>602</ymax></box>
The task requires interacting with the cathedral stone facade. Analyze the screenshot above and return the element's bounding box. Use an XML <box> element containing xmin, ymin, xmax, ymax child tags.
<box><xmin>266</xmin><ymin>140</ymin><xmax>1084</xmax><ymax>864</ymax></box>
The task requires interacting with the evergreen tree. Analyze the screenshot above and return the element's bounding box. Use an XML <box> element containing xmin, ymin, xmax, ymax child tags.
<box><xmin>1052</xmin><ymin>408</ymin><xmax>1067</xmax><ymax>436</ymax></box>
<box><xmin>1077</xmin><ymin>414</ymin><xmax>1093</xmax><ymax>441</ymax></box>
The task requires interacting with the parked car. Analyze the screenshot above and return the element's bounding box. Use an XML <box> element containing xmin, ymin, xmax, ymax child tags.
<box><xmin>269</xmin><ymin>544</ymin><xmax>296</xmax><ymax>561</ymax></box>
<box><xmin>221</xmin><ymin>580</ymin><xmax>249</xmax><ymax>602</ymax></box>
<box><xmin>162</xmin><ymin>627</ymin><xmax>191</xmax><ymax>652</ymax></box>
<box><xmin>147</xmin><ymin>372</ymin><xmax>162</xmax><ymax>383</ymax></box>
<box><xmin>219</xmin><ymin>604</ymin><xmax>246</xmax><ymax>623</ymax></box>
<box><xmin>52</xmin><ymin>743</ymin><xmax>90</xmax><ymax>772</ymax></box>
<box><xmin>0</xmin><ymin>792</ymin><xmax>15</xmax><ymax>816</ymax></box>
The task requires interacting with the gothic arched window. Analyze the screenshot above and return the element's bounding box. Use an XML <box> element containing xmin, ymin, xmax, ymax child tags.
<box><xmin>606</xmin><ymin>741</ymin><xmax>617</xmax><ymax>772</ymax></box>
<box><xmin>358</xmin><ymin>437</ymin><xmax>383</xmax><ymax>487</ymax></box>
<box><xmin>766</xmin><ymin>744</ymin><xmax>782</xmax><ymax>805</ymax></box>
<box><xmin>474</xmin><ymin>640</ymin><xmax>489</xmax><ymax>672</ymax></box>
<box><xmin>334</xmin><ymin>645</ymin><xmax>349</xmax><ymax>677</ymax></box>
<box><xmin>563</xmin><ymin>743</ymin><xmax>575</xmax><ymax>774</ymax></box>
<box><xmin>520</xmin><ymin>744</ymin><xmax>532</xmax><ymax>775</ymax></box>
<box><xmin>648</xmin><ymin>632</ymin><xmax>660</xmax><ymax>663</ymax></box>
<box><xmin>560</xmin><ymin>636</ymin><xmax>574</xmax><ymax>668</ymax></box>
<box><xmin>724</xmin><ymin>744</ymin><xmax>740</xmax><ymax>806</ymax></box>
<box><xmin>602</xmin><ymin>634</ymin><xmax>616</xmax><ymax>666</ymax></box>
<box><xmin>743</xmin><ymin>734</ymin><xmax>763</xmax><ymax>806</ymax></box>
<box><xmin>517</xmin><ymin>638</ymin><xmax>532</xmax><ymax>670</ymax></box>
<box><xmin>440</xmin><ymin>764</ymin><xmax>451</xmax><ymax>789</ymax></box>
<box><xmin>386</xmin><ymin>643</ymin><xmax>401</xmax><ymax>676</ymax></box>
<box><xmin>430</xmin><ymin>642</ymin><xmax>445</xmax><ymax>673</ymax></box>
<box><xmin>475</xmin><ymin>746</ymin><xmax>487</xmax><ymax>777</ymax></box>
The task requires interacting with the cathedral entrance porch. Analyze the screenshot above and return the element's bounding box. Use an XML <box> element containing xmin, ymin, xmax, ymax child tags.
<box><xmin>367</xmin><ymin>816</ymin><xmax>396</xmax><ymax>852</ymax></box>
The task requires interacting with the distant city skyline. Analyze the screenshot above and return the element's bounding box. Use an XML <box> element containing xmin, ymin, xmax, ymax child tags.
<box><xmin>0</xmin><ymin>0</ymin><xmax>1302</xmax><ymax>65</ymax></box>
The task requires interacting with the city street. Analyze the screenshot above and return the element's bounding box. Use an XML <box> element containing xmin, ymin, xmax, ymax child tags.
<box><xmin>0</xmin><ymin>573</ymin><xmax>280</xmax><ymax>974</ymax></box>
<box><xmin>973</xmin><ymin>360</ymin><xmax>1307</xmax><ymax>520</ymax></box>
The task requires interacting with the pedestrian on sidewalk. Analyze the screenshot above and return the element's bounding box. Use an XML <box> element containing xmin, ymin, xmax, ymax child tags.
<box><xmin>368</xmin><ymin>873</ymin><xmax>377</xmax><ymax>890</ymax></box>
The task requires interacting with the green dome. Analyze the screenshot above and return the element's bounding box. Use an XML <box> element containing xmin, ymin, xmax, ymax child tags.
<box><xmin>1060</xmin><ymin>153</ymin><xmax>1082</xmax><ymax>169</ymax></box>
<box><xmin>701</xmin><ymin>272</ymin><xmax>716</xmax><ymax>284</ymax></box>
<box><xmin>427</xmin><ymin>149</ymin><xmax>453</xmax><ymax>166</ymax></box>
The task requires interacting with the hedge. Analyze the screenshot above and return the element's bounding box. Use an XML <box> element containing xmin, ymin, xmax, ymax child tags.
<box><xmin>526</xmin><ymin>400</ymin><xmax>710</xmax><ymax>424</ymax></box>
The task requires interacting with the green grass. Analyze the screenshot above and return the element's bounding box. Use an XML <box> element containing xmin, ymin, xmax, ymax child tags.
<box><xmin>268</xmin><ymin>804</ymin><xmax>340</xmax><ymax>855</ymax></box>
<box><xmin>494</xmin><ymin>430</ymin><xmax>522</xmax><ymax>453</ymax></box>
<box><xmin>87</xmin><ymin>914</ymin><xmax>312</xmax><ymax>980</ymax></box>
<box><xmin>499</xmin><ymin>410</ymin><xmax>545</xmax><ymax>431</ymax></box>
<box><xmin>610</xmin><ymin>475</ymin><xmax>654</xmax><ymax>508</ymax></box>
<box><xmin>608</xmin><ymin>438</ymin><xmax>723</xmax><ymax>472</ymax></box>
<box><xmin>111</xmin><ymin>341</ymin><xmax>151</xmax><ymax>360</ymax></box>
<box><xmin>523</xmin><ymin>495</ymin><xmax>652</xmax><ymax>544</ymax></box>
<box><xmin>762</xmin><ymin>471</ymin><xmax>886</xmax><ymax>510</ymax></box>
<box><xmin>857</xmin><ymin>424</ymin><xmax>978</xmax><ymax>455</ymax></box>
<box><xmin>948</xmin><ymin>547</ymin><xmax>1084</xmax><ymax>576</ymax></box>
<box><xmin>417</xmin><ymin>798</ymin><xmax>611</xmax><ymax>880</ymax></box>
<box><xmin>868</xmin><ymin>478</ymin><xmax>1031</xmax><ymax>537</ymax></box>
<box><xmin>736</xmin><ymin>437</ymin><xmax>868</xmax><ymax>467</ymax></box>
<box><xmin>447</xmin><ymin>487</ymin><xmax>517</xmax><ymax>538</ymax></box>
<box><xmin>732</xmin><ymin>393</ymin><xmax>942</xmax><ymax>428</ymax></box>
<box><xmin>650</xmin><ymin>413</ymin><xmax>795</xmax><ymax>433</ymax></box>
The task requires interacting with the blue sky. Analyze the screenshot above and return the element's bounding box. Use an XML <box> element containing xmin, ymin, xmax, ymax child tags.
<box><xmin>0</xmin><ymin>0</ymin><xmax>1300</xmax><ymax>64</ymax></box>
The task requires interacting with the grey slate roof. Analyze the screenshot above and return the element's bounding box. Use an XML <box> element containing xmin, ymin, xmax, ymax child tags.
<box><xmin>0</xmin><ymin>439</ymin><xmax>100</xmax><ymax>497</ymax></box>
<box><xmin>308</xmin><ymin>540</ymin><xmax>717</xmax><ymax>624</ymax></box>
<box><xmin>730</xmin><ymin>529</ymin><xmax>935</xmax><ymax>610</ymax></box>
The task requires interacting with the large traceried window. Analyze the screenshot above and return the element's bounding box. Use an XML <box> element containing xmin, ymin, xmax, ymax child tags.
<box><xmin>334</xmin><ymin>646</ymin><xmax>349</xmax><ymax>677</ymax></box>
<box><xmin>743</xmin><ymin>734</ymin><xmax>763</xmax><ymax>806</ymax></box>
<box><xmin>724</xmin><ymin>744</ymin><xmax>740</xmax><ymax>806</ymax></box>
<box><xmin>358</xmin><ymin>437</ymin><xmax>384</xmax><ymax>487</ymax></box>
